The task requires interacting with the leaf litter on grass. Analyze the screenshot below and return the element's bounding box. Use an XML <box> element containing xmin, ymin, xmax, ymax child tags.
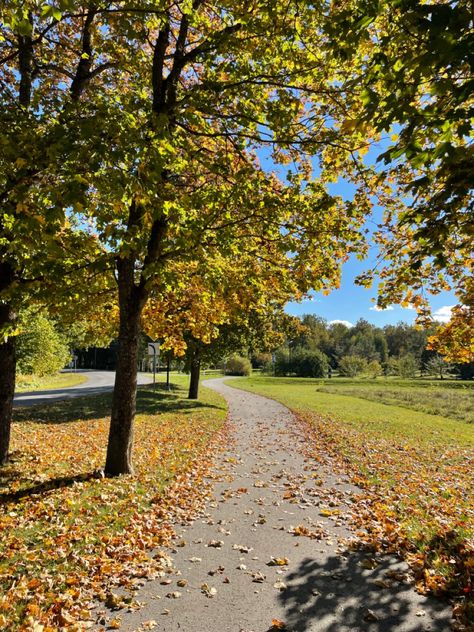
<box><xmin>294</xmin><ymin>410</ymin><xmax>474</xmax><ymax>628</ymax></box>
<box><xmin>0</xmin><ymin>385</ymin><xmax>227</xmax><ymax>630</ymax></box>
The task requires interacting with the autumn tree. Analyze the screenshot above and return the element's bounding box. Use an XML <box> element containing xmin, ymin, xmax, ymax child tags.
<box><xmin>0</xmin><ymin>2</ymin><xmax>118</xmax><ymax>464</ymax></box>
<box><xmin>63</xmin><ymin>2</ymin><xmax>371</xmax><ymax>475</ymax></box>
<box><xmin>2</xmin><ymin>2</ymin><xmax>375</xmax><ymax>475</ymax></box>
<box><xmin>325</xmin><ymin>0</ymin><xmax>473</xmax><ymax>317</ymax></box>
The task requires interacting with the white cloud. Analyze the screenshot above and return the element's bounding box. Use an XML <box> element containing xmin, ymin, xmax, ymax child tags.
<box><xmin>369</xmin><ymin>305</ymin><xmax>394</xmax><ymax>312</ymax></box>
<box><xmin>329</xmin><ymin>319</ymin><xmax>353</xmax><ymax>328</ymax></box>
<box><xmin>433</xmin><ymin>305</ymin><xmax>454</xmax><ymax>323</ymax></box>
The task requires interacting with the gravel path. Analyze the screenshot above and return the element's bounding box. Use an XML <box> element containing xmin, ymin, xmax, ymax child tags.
<box><xmin>107</xmin><ymin>378</ymin><xmax>451</xmax><ymax>632</ymax></box>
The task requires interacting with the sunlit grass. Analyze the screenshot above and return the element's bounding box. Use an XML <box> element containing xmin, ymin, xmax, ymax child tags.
<box><xmin>15</xmin><ymin>372</ymin><xmax>88</xmax><ymax>392</ymax></box>
<box><xmin>1</xmin><ymin>378</ymin><xmax>226</xmax><ymax>629</ymax></box>
<box><xmin>230</xmin><ymin>376</ymin><xmax>473</xmax><ymax>610</ymax></box>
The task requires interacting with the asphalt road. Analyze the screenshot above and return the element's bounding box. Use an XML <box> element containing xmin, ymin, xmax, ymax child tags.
<box><xmin>13</xmin><ymin>370</ymin><xmax>153</xmax><ymax>407</ymax></box>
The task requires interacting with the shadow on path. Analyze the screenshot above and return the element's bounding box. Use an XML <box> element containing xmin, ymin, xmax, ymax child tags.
<box><xmin>277</xmin><ymin>548</ymin><xmax>451</xmax><ymax>631</ymax></box>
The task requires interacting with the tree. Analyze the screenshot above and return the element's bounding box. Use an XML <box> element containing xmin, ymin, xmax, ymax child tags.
<box><xmin>0</xmin><ymin>2</ymin><xmax>116</xmax><ymax>464</ymax></box>
<box><xmin>323</xmin><ymin>1</ymin><xmax>472</xmax><ymax>321</ymax></box>
<box><xmin>3</xmin><ymin>2</ymin><xmax>380</xmax><ymax>476</ymax></box>
<box><xmin>338</xmin><ymin>355</ymin><xmax>368</xmax><ymax>378</ymax></box>
<box><xmin>427</xmin><ymin>304</ymin><xmax>474</xmax><ymax>365</ymax></box>
<box><xmin>62</xmin><ymin>2</ymin><xmax>368</xmax><ymax>474</ymax></box>
<box><xmin>16</xmin><ymin>310</ymin><xmax>70</xmax><ymax>377</ymax></box>
<box><xmin>366</xmin><ymin>359</ymin><xmax>383</xmax><ymax>379</ymax></box>
<box><xmin>425</xmin><ymin>355</ymin><xmax>451</xmax><ymax>381</ymax></box>
<box><xmin>398</xmin><ymin>353</ymin><xmax>418</xmax><ymax>378</ymax></box>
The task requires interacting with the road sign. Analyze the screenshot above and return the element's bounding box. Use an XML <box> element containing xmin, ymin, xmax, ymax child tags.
<box><xmin>147</xmin><ymin>342</ymin><xmax>160</xmax><ymax>356</ymax></box>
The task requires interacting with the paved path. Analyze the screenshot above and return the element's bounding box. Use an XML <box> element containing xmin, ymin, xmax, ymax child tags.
<box><xmin>105</xmin><ymin>378</ymin><xmax>451</xmax><ymax>632</ymax></box>
<box><xmin>13</xmin><ymin>370</ymin><xmax>152</xmax><ymax>407</ymax></box>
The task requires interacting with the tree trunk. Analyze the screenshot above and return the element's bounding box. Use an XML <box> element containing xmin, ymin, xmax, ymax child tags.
<box><xmin>104</xmin><ymin>258</ymin><xmax>144</xmax><ymax>476</ymax></box>
<box><xmin>188</xmin><ymin>353</ymin><xmax>201</xmax><ymax>400</ymax></box>
<box><xmin>0</xmin><ymin>261</ymin><xmax>16</xmax><ymax>466</ymax></box>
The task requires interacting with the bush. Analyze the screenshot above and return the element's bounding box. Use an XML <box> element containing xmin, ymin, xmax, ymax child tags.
<box><xmin>366</xmin><ymin>359</ymin><xmax>383</xmax><ymax>378</ymax></box>
<box><xmin>274</xmin><ymin>350</ymin><xmax>290</xmax><ymax>376</ymax></box>
<box><xmin>251</xmin><ymin>352</ymin><xmax>271</xmax><ymax>368</ymax></box>
<box><xmin>398</xmin><ymin>353</ymin><xmax>418</xmax><ymax>378</ymax></box>
<box><xmin>225</xmin><ymin>355</ymin><xmax>252</xmax><ymax>376</ymax></box>
<box><xmin>291</xmin><ymin>349</ymin><xmax>329</xmax><ymax>378</ymax></box>
<box><xmin>16</xmin><ymin>312</ymin><xmax>71</xmax><ymax>377</ymax></box>
<box><xmin>338</xmin><ymin>355</ymin><xmax>368</xmax><ymax>377</ymax></box>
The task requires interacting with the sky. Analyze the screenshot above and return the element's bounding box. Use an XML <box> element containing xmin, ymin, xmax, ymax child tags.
<box><xmin>257</xmin><ymin>147</ymin><xmax>457</xmax><ymax>329</ymax></box>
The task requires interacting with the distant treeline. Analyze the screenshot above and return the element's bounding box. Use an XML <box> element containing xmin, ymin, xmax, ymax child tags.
<box><xmin>254</xmin><ymin>316</ymin><xmax>474</xmax><ymax>380</ymax></box>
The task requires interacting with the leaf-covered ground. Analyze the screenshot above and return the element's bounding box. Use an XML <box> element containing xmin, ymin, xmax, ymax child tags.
<box><xmin>1</xmin><ymin>379</ymin><xmax>227</xmax><ymax>630</ymax></box>
<box><xmin>233</xmin><ymin>377</ymin><xmax>474</xmax><ymax>625</ymax></box>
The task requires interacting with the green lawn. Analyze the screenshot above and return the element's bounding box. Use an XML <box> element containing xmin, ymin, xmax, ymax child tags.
<box><xmin>315</xmin><ymin>377</ymin><xmax>474</xmax><ymax>424</ymax></box>
<box><xmin>15</xmin><ymin>372</ymin><xmax>88</xmax><ymax>392</ymax></box>
<box><xmin>229</xmin><ymin>375</ymin><xmax>473</xmax><ymax>620</ymax></box>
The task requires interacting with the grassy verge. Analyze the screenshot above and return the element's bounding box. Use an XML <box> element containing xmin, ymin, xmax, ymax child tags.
<box><xmin>16</xmin><ymin>372</ymin><xmax>88</xmax><ymax>392</ymax></box>
<box><xmin>230</xmin><ymin>376</ymin><xmax>473</xmax><ymax>622</ymax></box>
<box><xmin>1</xmin><ymin>376</ymin><xmax>226</xmax><ymax>629</ymax></box>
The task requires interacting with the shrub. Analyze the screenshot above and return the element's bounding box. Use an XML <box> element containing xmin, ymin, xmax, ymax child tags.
<box><xmin>225</xmin><ymin>355</ymin><xmax>252</xmax><ymax>376</ymax></box>
<box><xmin>291</xmin><ymin>349</ymin><xmax>329</xmax><ymax>378</ymax></box>
<box><xmin>398</xmin><ymin>353</ymin><xmax>418</xmax><ymax>378</ymax></box>
<box><xmin>251</xmin><ymin>352</ymin><xmax>271</xmax><ymax>368</ymax></box>
<box><xmin>16</xmin><ymin>312</ymin><xmax>71</xmax><ymax>377</ymax></box>
<box><xmin>274</xmin><ymin>350</ymin><xmax>290</xmax><ymax>376</ymax></box>
<box><xmin>366</xmin><ymin>359</ymin><xmax>383</xmax><ymax>379</ymax></box>
<box><xmin>338</xmin><ymin>355</ymin><xmax>367</xmax><ymax>377</ymax></box>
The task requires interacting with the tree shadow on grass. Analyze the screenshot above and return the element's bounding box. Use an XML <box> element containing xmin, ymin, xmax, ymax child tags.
<box><xmin>0</xmin><ymin>470</ymin><xmax>98</xmax><ymax>504</ymax></box>
<box><xmin>276</xmin><ymin>547</ymin><xmax>451</xmax><ymax>632</ymax></box>
<box><xmin>13</xmin><ymin>383</ymin><xmax>221</xmax><ymax>425</ymax></box>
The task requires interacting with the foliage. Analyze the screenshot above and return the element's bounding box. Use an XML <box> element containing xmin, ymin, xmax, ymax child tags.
<box><xmin>232</xmin><ymin>376</ymin><xmax>473</xmax><ymax>619</ymax></box>
<box><xmin>16</xmin><ymin>311</ymin><xmax>70</xmax><ymax>377</ymax></box>
<box><xmin>397</xmin><ymin>353</ymin><xmax>418</xmax><ymax>378</ymax></box>
<box><xmin>428</xmin><ymin>304</ymin><xmax>474</xmax><ymax>364</ymax></box>
<box><xmin>1</xmin><ymin>379</ymin><xmax>226</xmax><ymax>629</ymax></box>
<box><xmin>291</xmin><ymin>348</ymin><xmax>329</xmax><ymax>378</ymax></box>
<box><xmin>366</xmin><ymin>359</ymin><xmax>383</xmax><ymax>379</ymax></box>
<box><xmin>338</xmin><ymin>355</ymin><xmax>368</xmax><ymax>378</ymax></box>
<box><xmin>225</xmin><ymin>355</ymin><xmax>252</xmax><ymax>376</ymax></box>
<box><xmin>328</xmin><ymin>0</ymin><xmax>473</xmax><ymax>319</ymax></box>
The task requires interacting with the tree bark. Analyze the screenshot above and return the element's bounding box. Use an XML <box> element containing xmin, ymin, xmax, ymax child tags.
<box><xmin>0</xmin><ymin>262</ymin><xmax>16</xmax><ymax>466</ymax></box>
<box><xmin>188</xmin><ymin>352</ymin><xmax>201</xmax><ymax>400</ymax></box>
<box><xmin>104</xmin><ymin>257</ymin><xmax>144</xmax><ymax>476</ymax></box>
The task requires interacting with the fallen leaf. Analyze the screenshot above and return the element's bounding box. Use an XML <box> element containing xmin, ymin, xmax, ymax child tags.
<box><xmin>268</xmin><ymin>557</ymin><xmax>289</xmax><ymax>566</ymax></box>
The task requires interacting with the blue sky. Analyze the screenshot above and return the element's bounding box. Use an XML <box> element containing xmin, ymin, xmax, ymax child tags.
<box><xmin>287</xmin><ymin>177</ymin><xmax>457</xmax><ymax>328</ymax></box>
<box><xmin>257</xmin><ymin>147</ymin><xmax>456</xmax><ymax>328</ymax></box>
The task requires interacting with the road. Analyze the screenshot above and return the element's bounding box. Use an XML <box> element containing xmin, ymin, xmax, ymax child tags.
<box><xmin>13</xmin><ymin>370</ymin><xmax>153</xmax><ymax>407</ymax></box>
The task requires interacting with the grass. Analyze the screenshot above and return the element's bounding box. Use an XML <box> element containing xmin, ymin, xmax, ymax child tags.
<box><xmin>314</xmin><ymin>377</ymin><xmax>474</xmax><ymax>423</ymax></box>
<box><xmin>15</xmin><ymin>372</ymin><xmax>88</xmax><ymax>392</ymax></box>
<box><xmin>0</xmin><ymin>375</ymin><xmax>227</xmax><ymax>629</ymax></box>
<box><xmin>230</xmin><ymin>375</ymin><xmax>474</xmax><ymax>620</ymax></box>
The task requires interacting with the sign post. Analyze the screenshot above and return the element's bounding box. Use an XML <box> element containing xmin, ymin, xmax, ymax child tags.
<box><xmin>147</xmin><ymin>342</ymin><xmax>160</xmax><ymax>391</ymax></box>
